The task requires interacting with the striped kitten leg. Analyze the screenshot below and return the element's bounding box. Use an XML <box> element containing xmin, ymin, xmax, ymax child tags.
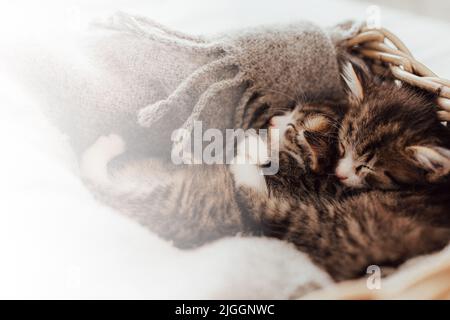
<box><xmin>81</xmin><ymin>134</ymin><xmax>245</xmax><ymax>249</ymax></box>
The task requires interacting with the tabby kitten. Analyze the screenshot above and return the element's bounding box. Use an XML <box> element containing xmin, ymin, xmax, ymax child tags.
<box><xmin>235</xmin><ymin>177</ymin><xmax>450</xmax><ymax>280</ymax></box>
<box><xmin>80</xmin><ymin>135</ymin><xmax>246</xmax><ymax>249</ymax></box>
<box><xmin>232</xmin><ymin>64</ymin><xmax>450</xmax><ymax>280</ymax></box>
<box><xmin>79</xmin><ymin>97</ymin><xmax>344</xmax><ymax>250</ymax></box>
<box><xmin>335</xmin><ymin>63</ymin><xmax>450</xmax><ymax>190</ymax></box>
<box><xmin>232</xmin><ymin>112</ymin><xmax>450</xmax><ymax>280</ymax></box>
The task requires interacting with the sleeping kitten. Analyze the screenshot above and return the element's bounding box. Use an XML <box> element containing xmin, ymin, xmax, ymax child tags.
<box><xmin>335</xmin><ymin>63</ymin><xmax>450</xmax><ymax>190</ymax></box>
<box><xmin>79</xmin><ymin>101</ymin><xmax>344</xmax><ymax>250</ymax></box>
<box><xmin>232</xmin><ymin>106</ymin><xmax>450</xmax><ymax>280</ymax></box>
<box><xmin>80</xmin><ymin>135</ymin><xmax>246</xmax><ymax>249</ymax></box>
<box><xmin>232</xmin><ymin>68</ymin><xmax>450</xmax><ymax>280</ymax></box>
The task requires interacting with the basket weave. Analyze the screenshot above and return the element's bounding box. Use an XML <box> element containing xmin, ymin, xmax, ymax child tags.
<box><xmin>345</xmin><ymin>26</ymin><xmax>450</xmax><ymax>122</ymax></box>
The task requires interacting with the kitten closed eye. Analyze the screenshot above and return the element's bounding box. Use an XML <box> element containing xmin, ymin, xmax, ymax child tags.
<box><xmin>336</xmin><ymin>62</ymin><xmax>450</xmax><ymax>190</ymax></box>
<box><xmin>355</xmin><ymin>164</ymin><xmax>372</xmax><ymax>173</ymax></box>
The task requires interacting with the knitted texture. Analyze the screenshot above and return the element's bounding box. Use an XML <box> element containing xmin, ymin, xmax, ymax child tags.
<box><xmin>19</xmin><ymin>12</ymin><xmax>360</xmax><ymax>159</ymax></box>
<box><xmin>131</xmin><ymin>14</ymin><xmax>353</xmax><ymax>151</ymax></box>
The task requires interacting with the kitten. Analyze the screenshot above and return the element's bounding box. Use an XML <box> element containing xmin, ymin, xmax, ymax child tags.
<box><xmin>335</xmin><ymin>63</ymin><xmax>450</xmax><ymax>190</ymax></box>
<box><xmin>80</xmin><ymin>92</ymin><xmax>346</xmax><ymax>248</ymax></box>
<box><xmin>80</xmin><ymin>134</ymin><xmax>246</xmax><ymax>249</ymax></box>
<box><xmin>79</xmin><ymin>98</ymin><xmax>345</xmax><ymax>250</ymax></box>
<box><xmin>232</xmin><ymin>68</ymin><xmax>450</xmax><ymax>280</ymax></box>
<box><xmin>231</xmin><ymin>102</ymin><xmax>450</xmax><ymax>280</ymax></box>
<box><xmin>264</xmin><ymin>102</ymin><xmax>345</xmax><ymax>200</ymax></box>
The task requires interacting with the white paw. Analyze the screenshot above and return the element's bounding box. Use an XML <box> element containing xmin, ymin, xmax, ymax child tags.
<box><xmin>90</xmin><ymin>134</ymin><xmax>126</xmax><ymax>160</ymax></box>
<box><xmin>234</xmin><ymin>133</ymin><xmax>270</xmax><ymax>166</ymax></box>
<box><xmin>80</xmin><ymin>134</ymin><xmax>125</xmax><ymax>185</ymax></box>
<box><xmin>230</xmin><ymin>133</ymin><xmax>269</xmax><ymax>194</ymax></box>
<box><xmin>230</xmin><ymin>162</ymin><xmax>268</xmax><ymax>195</ymax></box>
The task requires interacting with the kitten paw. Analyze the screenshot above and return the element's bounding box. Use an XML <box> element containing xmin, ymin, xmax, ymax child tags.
<box><xmin>80</xmin><ymin>134</ymin><xmax>126</xmax><ymax>185</ymax></box>
<box><xmin>230</xmin><ymin>133</ymin><xmax>268</xmax><ymax>195</ymax></box>
<box><xmin>92</xmin><ymin>134</ymin><xmax>126</xmax><ymax>160</ymax></box>
<box><xmin>234</xmin><ymin>133</ymin><xmax>270</xmax><ymax>166</ymax></box>
<box><xmin>230</xmin><ymin>162</ymin><xmax>268</xmax><ymax>195</ymax></box>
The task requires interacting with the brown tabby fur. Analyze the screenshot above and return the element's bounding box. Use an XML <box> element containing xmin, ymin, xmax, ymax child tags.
<box><xmin>83</xmin><ymin>159</ymin><xmax>246</xmax><ymax>249</ymax></box>
<box><xmin>237</xmin><ymin>117</ymin><xmax>450</xmax><ymax>280</ymax></box>
<box><xmin>338</xmin><ymin>79</ymin><xmax>450</xmax><ymax>189</ymax></box>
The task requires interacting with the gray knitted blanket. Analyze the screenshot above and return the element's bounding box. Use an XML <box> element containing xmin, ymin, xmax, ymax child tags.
<box><xmin>22</xmin><ymin>12</ymin><xmax>361</xmax><ymax>160</ymax></box>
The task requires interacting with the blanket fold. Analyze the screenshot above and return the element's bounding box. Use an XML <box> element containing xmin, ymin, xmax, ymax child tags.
<box><xmin>18</xmin><ymin>12</ymin><xmax>361</xmax><ymax>159</ymax></box>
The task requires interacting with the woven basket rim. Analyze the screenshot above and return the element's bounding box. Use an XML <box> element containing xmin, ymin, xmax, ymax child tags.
<box><xmin>345</xmin><ymin>26</ymin><xmax>450</xmax><ymax>122</ymax></box>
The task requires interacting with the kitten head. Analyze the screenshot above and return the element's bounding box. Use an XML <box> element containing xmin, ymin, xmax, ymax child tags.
<box><xmin>336</xmin><ymin>62</ymin><xmax>450</xmax><ymax>190</ymax></box>
<box><xmin>269</xmin><ymin>103</ymin><xmax>340</xmax><ymax>174</ymax></box>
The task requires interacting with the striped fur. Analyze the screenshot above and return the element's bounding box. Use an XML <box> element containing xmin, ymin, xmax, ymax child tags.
<box><xmin>237</xmin><ymin>183</ymin><xmax>450</xmax><ymax>281</ymax></box>
<box><xmin>234</xmin><ymin>92</ymin><xmax>450</xmax><ymax>281</ymax></box>
<box><xmin>81</xmin><ymin>134</ymin><xmax>246</xmax><ymax>249</ymax></box>
<box><xmin>337</xmin><ymin>66</ymin><xmax>450</xmax><ymax>189</ymax></box>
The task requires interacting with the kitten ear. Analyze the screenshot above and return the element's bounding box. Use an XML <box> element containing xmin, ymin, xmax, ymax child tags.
<box><xmin>406</xmin><ymin>146</ymin><xmax>450</xmax><ymax>182</ymax></box>
<box><xmin>341</xmin><ymin>62</ymin><xmax>364</xmax><ymax>105</ymax></box>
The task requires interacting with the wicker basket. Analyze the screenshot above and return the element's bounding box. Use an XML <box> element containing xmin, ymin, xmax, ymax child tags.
<box><xmin>345</xmin><ymin>26</ymin><xmax>450</xmax><ymax>122</ymax></box>
<box><xmin>303</xmin><ymin>26</ymin><xmax>450</xmax><ymax>299</ymax></box>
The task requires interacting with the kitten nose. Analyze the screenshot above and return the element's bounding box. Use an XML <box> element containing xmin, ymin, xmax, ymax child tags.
<box><xmin>336</xmin><ymin>174</ymin><xmax>348</xmax><ymax>181</ymax></box>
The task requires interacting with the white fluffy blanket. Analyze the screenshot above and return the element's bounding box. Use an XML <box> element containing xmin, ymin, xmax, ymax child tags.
<box><xmin>0</xmin><ymin>75</ymin><xmax>333</xmax><ymax>299</ymax></box>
